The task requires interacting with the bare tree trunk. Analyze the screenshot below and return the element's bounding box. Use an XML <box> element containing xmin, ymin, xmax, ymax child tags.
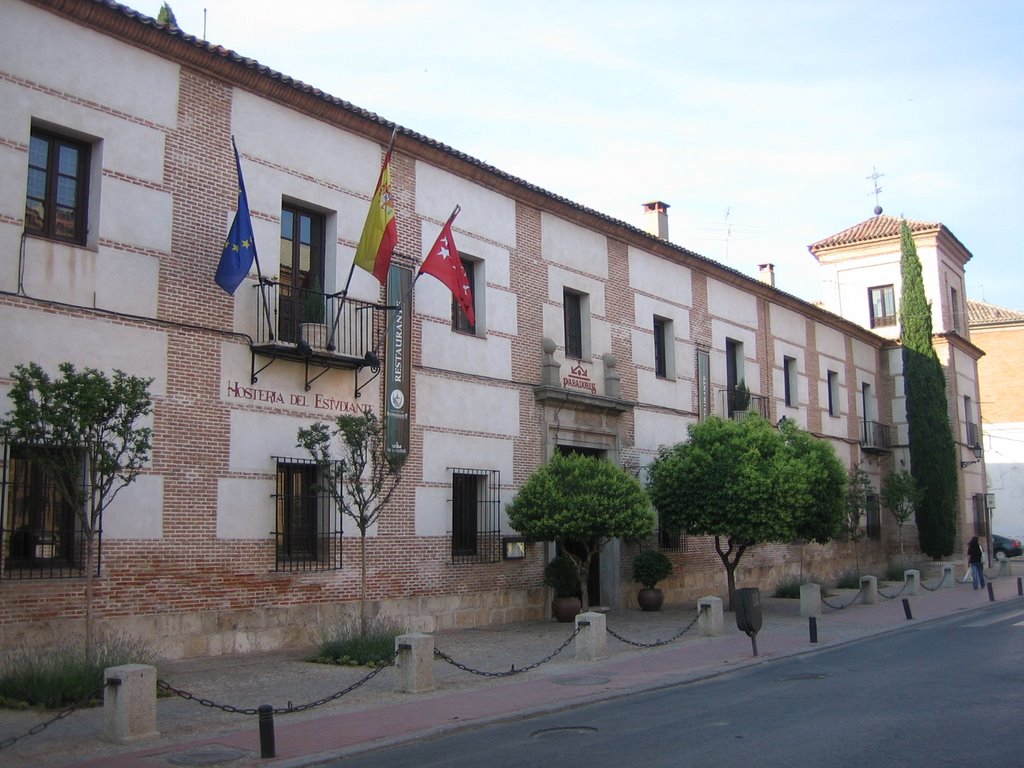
<box><xmin>85</xmin><ymin>533</ymin><xmax>95</xmax><ymax>661</ymax></box>
<box><xmin>360</xmin><ymin>533</ymin><xmax>368</xmax><ymax>636</ymax></box>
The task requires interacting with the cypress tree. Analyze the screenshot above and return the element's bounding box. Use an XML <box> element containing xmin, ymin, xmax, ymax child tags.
<box><xmin>899</xmin><ymin>220</ymin><xmax>958</xmax><ymax>557</ymax></box>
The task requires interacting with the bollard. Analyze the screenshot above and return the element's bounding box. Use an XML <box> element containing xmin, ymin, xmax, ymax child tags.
<box><xmin>940</xmin><ymin>564</ymin><xmax>956</xmax><ymax>589</ymax></box>
<box><xmin>859</xmin><ymin>575</ymin><xmax>878</xmax><ymax>605</ymax></box>
<box><xmin>987</xmin><ymin>582</ymin><xmax>995</xmax><ymax>602</ymax></box>
<box><xmin>574</xmin><ymin>612</ymin><xmax>607</xmax><ymax>661</ymax></box>
<box><xmin>799</xmin><ymin>583</ymin><xmax>821</xmax><ymax>618</ymax></box>
<box><xmin>395</xmin><ymin>633</ymin><xmax>434</xmax><ymax>693</ymax></box>
<box><xmin>1018</xmin><ymin>577</ymin><xmax>1023</xmax><ymax>597</ymax></box>
<box><xmin>808</xmin><ymin>616</ymin><xmax>818</xmax><ymax>643</ymax></box>
<box><xmin>697</xmin><ymin>596</ymin><xmax>724</xmax><ymax>637</ymax></box>
<box><xmin>258</xmin><ymin>704</ymin><xmax>275</xmax><ymax>759</ymax></box>
<box><xmin>103</xmin><ymin>664</ymin><xmax>159</xmax><ymax>744</ymax></box>
<box><xmin>902</xmin><ymin>598</ymin><xmax>913</xmax><ymax>620</ymax></box>
<box><xmin>903</xmin><ymin>570</ymin><xmax>921</xmax><ymax>596</ymax></box>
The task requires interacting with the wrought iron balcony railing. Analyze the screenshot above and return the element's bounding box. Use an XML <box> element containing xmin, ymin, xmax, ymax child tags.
<box><xmin>860</xmin><ymin>420</ymin><xmax>891</xmax><ymax>452</ymax></box>
<box><xmin>722</xmin><ymin>387</ymin><xmax>769</xmax><ymax>420</ymax></box>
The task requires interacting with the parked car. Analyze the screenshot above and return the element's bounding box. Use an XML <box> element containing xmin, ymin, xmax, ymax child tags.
<box><xmin>992</xmin><ymin>534</ymin><xmax>1023</xmax><ymax>559</ymax></box>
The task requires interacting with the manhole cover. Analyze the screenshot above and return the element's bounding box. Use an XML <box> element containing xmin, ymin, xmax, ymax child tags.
<box><xmin>551</xmin><ymin>675</ymin><xmax>610</xmax><ymax>686</ymax></box>
<box><xmin>166</xmin><ymin>745</ymin><xmax>250</xmax><ymax>766</ymax></box>
<box><xmin>531</xmin><ymin>726</ymin><xmax>598</xmax><ymax>739</ymax></box>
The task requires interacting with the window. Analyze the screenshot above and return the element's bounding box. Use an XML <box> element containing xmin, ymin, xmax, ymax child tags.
<box><xmin>696</xmin><ymin>348</ymin><xmax>711</xmax><ymax>421</ymax></box>
<box><xmin>783</xmin><ymin>356</ymin><xmax>797</xmax><ymax>407</ymax></box>
<box><xmin>827</xmin><ymin>370</ymin><xmax>839</xmax><ymax>416</ymax></box>
<box><xmin>950</xmin><ymin>287</ymin><xmax>962</xmax><ymax>333</ymax></box>
<box><xmin>725</xmin><ymin>338</ymin><xmax>745</xmax><ymax>415</ymax></box>
<box><xmin>658</xmin><ymin>508</ymin><xmax>683</xmax><ymax>550</ymax></box>
<box><xmin>272</xmin><ymin>458</ymin><xmax>341</xmax><ymax>571</ymax></box>
<box><xmin>452</xmin><ymin>257</ymin><xmax>477</xmax><ymax>335</ymax></box>
<box><xmin>653</xmin><ymin>316</ymin><xmax>674</xmax><ymax>379</ymax></box>
<box><xmin>866</xmin><ymin>494</ymin><xmax>881</xmax><ymax>541</ymax></box>
<box><xmin>964</xmin><ymin>396</ymin><xmax>979</xmax><ymax>447</ymax></box>
<box><xmin>25</xmin><ymin>128</ymin><xmax>91</xmax><ymax>244</ymax></box>
<box><xmin>451</xmin><ymin>468</ymin><xmax>501</xmax><ymax>564</ymax></box>
<box><xmin>1</xmin><ymin>445</ymin><xmax>86</xmax><ymax>579</ymax></box>
<box><xmin>972</xmin><ymin>493</ymin><xmax>987</xmax><ymax>537</ymax></box>
<box><xmin>868</xmin><ymin>285</ymin><xmax>896</xmax><ymax>328</ymax></box>
<box><xmin>279</xmin><ymin>204</ymin><xmax>325</xmax><ymax>343</ymax></box>
<box><xmin>563</xmin><ymin>289</ymin><xmax>585</xmax><ymax>359</ymax></box>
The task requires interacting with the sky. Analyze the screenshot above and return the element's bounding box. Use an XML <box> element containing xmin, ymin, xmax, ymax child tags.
<box><xmin>138</xmin><ymin>0</ymin><xmax>1024</xmax><ymax>310</ymax></box>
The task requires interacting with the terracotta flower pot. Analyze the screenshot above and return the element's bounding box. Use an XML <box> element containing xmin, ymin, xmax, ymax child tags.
<box><xmin>551</xmin><ymin>596</ymin><xmax>582</xmax><ymax>622</ymax></box>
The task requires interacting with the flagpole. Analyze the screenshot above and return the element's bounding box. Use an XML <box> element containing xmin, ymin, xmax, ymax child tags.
<box><xmin>331</xmin><ymin>127</ymin><xmax>399</xmax><ymax>351</ymax></box>
<box><xmin>412</xmin><ymin>204</ymin><xmax>460</xmax><ymax>289</ymax></box>
<box><xmin>232</xmin><ymin>135</ymin><xmax>275</xmax><ymax>337</ymax></box>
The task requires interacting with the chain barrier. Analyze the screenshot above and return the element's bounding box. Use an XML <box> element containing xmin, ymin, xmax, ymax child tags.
<box><xmin>821</xmin><ymin>586</ymin><xmax>862</xmax><ymax>610</ymax></box>
<box><xmin>0</xmin><ymin>686</ymin><xmax>103</xmax><ymax>752</ymax></box>
<box><xmin>434</xmin><ymin>624</ymin><xmax>583</xmax><ymax>677</ymax></box>
<box><xmin>606</xmin><ymin>613</ymin><xmax>701</xmax><ymax>648</ymax></box>
<box><xmin>920</xmin><ymin>575</ymin><xmax>945</xmax><ymax>592</ymax></box>
<box><xmin>156</xmin><ymin>649</ymin><xmax>399</xmax><ymax>717</ymax></box>
<box><xmin>877</xmin><ymin>580</ymin><xmax>910</xmax><ymax>600</ymax></box>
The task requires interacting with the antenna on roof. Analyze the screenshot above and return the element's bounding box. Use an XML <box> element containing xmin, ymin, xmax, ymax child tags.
<box><xmin>867</xmin><ymin>166</ymin><xmax>884</xmax><ymax>215</ymax></box>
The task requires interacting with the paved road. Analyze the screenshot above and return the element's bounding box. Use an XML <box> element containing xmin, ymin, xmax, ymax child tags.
<box><xmin>317</xmin><ymin>601</ymin><xmax>1024</xmax><ymax>768</ymax></box>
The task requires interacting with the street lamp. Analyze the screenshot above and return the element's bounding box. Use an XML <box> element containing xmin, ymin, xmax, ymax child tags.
<box><xmin>960</xmin><ymin>443</ymin><xmax>983</xmax><ymax>468</ymax></box>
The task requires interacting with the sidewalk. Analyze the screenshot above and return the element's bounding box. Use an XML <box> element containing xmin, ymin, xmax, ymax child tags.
<box><xmin>2</xmin><ymin>574</ymin><xmax>1019</xmax><ymax>768</ymax></box>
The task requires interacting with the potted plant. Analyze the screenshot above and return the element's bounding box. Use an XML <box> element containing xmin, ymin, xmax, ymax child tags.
<box><xmin>631</xmin><ymin>549</ymin><xmax>673</xmax><ymax>611</ymax></box>
<box><xmin>301</xmin><ymin>276</ymin><xmax>328</xmax><ymax>348</ymax></box>
<box><xmin>731</xmin><ymin>380</ymin><xmax>751</xmax><ymax>418</ymax></box>
<box><xmin>544</xmin><ymin>555</ymin><xmax>582</xmax><ymax>622</ymax></box>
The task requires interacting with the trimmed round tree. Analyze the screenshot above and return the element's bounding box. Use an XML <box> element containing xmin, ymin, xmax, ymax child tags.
<box><xmin>506</xmin><ymin>451</ymin><xmax>653</xmax><ymax>609</ymax></box>
<box><xmin>648</xmin><ymin>415</ymin><xmax>845</xmax><ymax>610</ymax></box>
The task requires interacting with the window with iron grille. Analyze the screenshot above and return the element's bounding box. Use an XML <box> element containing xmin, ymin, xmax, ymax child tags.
<box><xmin>653</xmin><ymin>316</ymin><xmax>669</xmax><ymax>379</ymax></box>
<box><xmin>1</xmin><ymin>444</ymin><xmax>89</xmax><ymax>579</ymax></box>
<box><xmin>865</xmin><ymin>493</ymin><xmax>881</xmax><ymax>541</ymax></box>
<box><xmin>657</xmin><ymin>508</ymin><xmax>683</xmax><ymax>551</ymax></box>
<box><xmin>272</xmin><ymin>457</ymin><xmax>342</xmax><ymax>571</ymax></box>
<box><xmin>451</xmin><ymin>468</ymin><xmax>501</xmax><ymax>564</ymax></box>
<box><xmin>973</xmin><ymin>493</ymin><xmax>987</xmax><ymax>537</ymax></box>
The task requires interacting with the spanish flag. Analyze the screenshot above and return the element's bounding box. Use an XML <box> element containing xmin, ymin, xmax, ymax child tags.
<box><xmin>353</xmin><ymin>132</ymin><xmax>398</xmax><ymax>284</ymax></box>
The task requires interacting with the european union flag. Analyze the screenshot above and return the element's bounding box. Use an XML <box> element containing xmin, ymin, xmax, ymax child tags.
<box><xmin>215</xmin><ymin>141</ymin><xmax>258</xmax><ymax>295</ymax></box>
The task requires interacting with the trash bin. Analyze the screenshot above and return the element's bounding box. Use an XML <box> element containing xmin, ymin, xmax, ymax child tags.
<box><xmin>735</xmin><ymin>587</ymin><xmax>762</xmax><ymax>635</ymax></box>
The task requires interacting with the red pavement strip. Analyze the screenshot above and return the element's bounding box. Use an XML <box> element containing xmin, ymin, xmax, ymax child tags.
<box><xmin>17</xmin><ymin>577</ymin><xmax>1023</xmax><ymax>768</ymax></box>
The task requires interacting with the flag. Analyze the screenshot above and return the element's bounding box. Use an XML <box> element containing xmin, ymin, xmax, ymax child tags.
<box><xmin>353</xmin><ymin>140</ymin><xmax>398</xmax><ymax>284</ymax></box>
<box><xmin>215</xmin><ymin>143</ymin><xmax>258</xmax><ymax>295</ymax></box>
<box><xmin>418</xmin><ymin>207</ymin><xmax>474</xmax><ymax>326</ymax></box>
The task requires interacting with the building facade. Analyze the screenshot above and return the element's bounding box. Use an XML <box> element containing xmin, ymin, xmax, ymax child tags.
<box><xmin>0</xmin><ymin>0</ymin><xmax>978</xmax><ymax>657</ymax></box>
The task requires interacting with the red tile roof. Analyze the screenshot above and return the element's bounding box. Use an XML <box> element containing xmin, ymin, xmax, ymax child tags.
<box><xmin>968</xmin><ymin>299</ymin><xmax>1024</xmax><ymax>326</ymax></box>
<box><xmin>809</xmin><ymin>215</ymin><xmax>940</xmax><ymax>251</ymax></box>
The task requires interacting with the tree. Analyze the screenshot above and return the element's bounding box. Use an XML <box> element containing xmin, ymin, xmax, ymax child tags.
<box><xmin>1</xmin><ymin>362</ymin><xmax>153</xmax><ymax>656</ymax></box>
<box><xmin>899</xmin><ymin>220</ymin><xmax>958</xmax><ymax>557</ymax></box>
<box><xmin>648</xmin><ymin>415</ymin><xmax>845</xmax><ymax>610</ymax></box>
<box><xmin>505</xmin><ymin>452</ymin><xmax>652</xmax><ymax>609</ymax></box>
<box><xmin>844</xmin><ymin>466</ymin><xmax>873</xmax><ymax>574</ymax></box>
<box><xmin>297</xmin><ymin>411</ymin><xmax>401</xmax><ymax>635</ymax></box>
<box><xmin>882</xmin><ymin>470</ymin><xmax>920</xmax><ymax>559</ymax></box>
<box><xmin>157</xmin><ymin>2</ymin><xmax>178</xmax><ymax>27</ymax></box>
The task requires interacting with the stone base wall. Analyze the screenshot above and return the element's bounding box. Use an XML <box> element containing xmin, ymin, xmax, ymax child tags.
<box><xmin>0</xmin><ymin>588</ymin><xmax>548</xmax><ymax>660</ymax></box>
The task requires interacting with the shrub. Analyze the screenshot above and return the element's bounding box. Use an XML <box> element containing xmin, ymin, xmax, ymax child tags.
<box><xmin>543</xmin><ymin>555</ymin><xmax>582</xmax><ymax>598</ymax></box>
<box><xmin>884</xmin><ymin>562</ymin><xmax>908</xmax><ymax>581</ymax></box>
<box><xmin>0</xmin><ymin>633</ymin><xmax>156</xmax><ymax>709</ymax></box>
<box><xmin>774</xmin><ymin>575</ymin><xmax>804</xmax><ymax>599</ymax></box>
<box><xmin>631</xmin><ymin>550</ymin><xmax>673</xmax><ymax>588</ymax></box>
<box><xmin>311</xmin><ymin>619</ymin><xmax>405</xmax><ymax>667</ymax></box>
<box><xmin>834</xmin><ymin>570</ymin><xmax>862</xmax><ymax>590</ymax></box>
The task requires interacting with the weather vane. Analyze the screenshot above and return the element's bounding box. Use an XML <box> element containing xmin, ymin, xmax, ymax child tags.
<box><xmin>867</xmin><ymin>166</ymin><xmax>884</xmax><ymax>215</ymax></box>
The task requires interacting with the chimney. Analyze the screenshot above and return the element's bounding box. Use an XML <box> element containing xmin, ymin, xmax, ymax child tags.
<box><xmin>642</xmin><ymin>200</ymin><xmax>670</xmax><ymax>240</ymax></box>
<box><xmin>758</xmin><ymin>263</ymin><xmax>775</xmax><ymax>288</ymax></box>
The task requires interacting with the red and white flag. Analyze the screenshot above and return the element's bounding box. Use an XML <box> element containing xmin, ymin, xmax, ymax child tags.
<box><xmin>418</xmin><ymin>207</ymin><xmax>474</xmax><ymax>326</ymax></box>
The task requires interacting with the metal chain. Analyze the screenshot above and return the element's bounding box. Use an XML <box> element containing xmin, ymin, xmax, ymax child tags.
<box><xmin>0</xmin><ymin>686</ymin><xmax>103</xmax><ymax>752</ymax></box>
<box><xmin>920</xmin><ymin>577</ymin><xmax>944</xmax><ymax>592</ymax></box>
<box><xmin>156</xmin><ymin>649</ymin><xmax>398</xmax><ymax>717</ymax></box>
<box><xmin>877</xmin><ymin>580</ymin><xmax>910</xmax><ymax>600</ymax></box>
<box><xmin>434</xmin><ymin>624</ymin><xmax>583</xmax><ymax>677</ymax></box>
<box><xmin>606</xmin><ymin>613</ymin><xmax>701</xmax><ymax>648</ymax></box>
<box><xmin>821</xmin><ymin>587</ymin><xmax>862</xmax><ymax>610</ymax></box>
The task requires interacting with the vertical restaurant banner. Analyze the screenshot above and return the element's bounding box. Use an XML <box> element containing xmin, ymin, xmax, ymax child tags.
<box><xmin>385</xmin><ymin>264</ymin><xmax>411</xmax><ymax>464</ymax></box>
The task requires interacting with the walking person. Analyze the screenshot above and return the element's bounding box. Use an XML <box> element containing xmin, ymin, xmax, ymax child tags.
<box><xmin>967</xmin><ymin>536</ymin><xmax>986</xmax><ymax>590</ymax></box>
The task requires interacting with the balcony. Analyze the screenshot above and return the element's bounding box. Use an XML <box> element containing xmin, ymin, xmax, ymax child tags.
<box><xmin>250</xmin><ymin>281</ymin><xmax>382</xmax><ymax>392</ymax></box>
<box><xmin>860</xmin><ymin>420</ymin><xmax>891</xmax><ymax>453</ymax></box>
<box><xmin>966</xmin><ymin>421</ymin><xmax>981</xmax><ymax>449</ymax></box>
<box><xmin>722</xmin><ymin>386</ymin><xmax>769</xmax><ymax>420</ymax></box>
